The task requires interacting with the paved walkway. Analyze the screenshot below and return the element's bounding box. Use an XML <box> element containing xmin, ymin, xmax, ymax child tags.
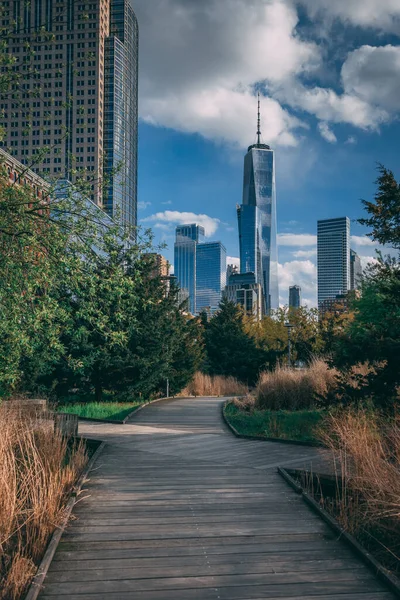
<box><xmin>40</xmin><ymin>397</ymin><xmax>393</xmax><ymax>599</ymax></box>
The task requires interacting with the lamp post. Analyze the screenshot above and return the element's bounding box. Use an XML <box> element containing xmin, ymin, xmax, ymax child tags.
<box><xmin>284</xmin><ymin>321</ymin><xmax>294</xmax><ymax>368</ymax></box>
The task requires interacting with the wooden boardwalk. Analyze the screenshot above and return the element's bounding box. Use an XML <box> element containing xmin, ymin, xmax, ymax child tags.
<box><xmin>40</xmin><ymin>397</ymin><xmax>394</xmax><ymax>599</ymax></box>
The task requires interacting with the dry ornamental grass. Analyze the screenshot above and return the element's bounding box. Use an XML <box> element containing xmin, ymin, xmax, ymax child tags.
<box><xmin>0</xmin><ymin>402</ymin><xmax>87</xmax><ymax>600</ymax></box>
<box><xmin>255</xmin><ymin>359</ymin><xmax>339</xmax><ymax>411</ymax></box>
<box><xmin>180</xmin><ymin>372</ymin><xmax>248</xmax><ymax>397</ymax></box>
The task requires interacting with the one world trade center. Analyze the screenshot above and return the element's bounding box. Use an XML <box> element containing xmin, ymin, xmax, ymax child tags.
<box><xmin>237</xmin><ymin>94</ymin><xmax>279</xmax><ymax>314</ymax></box>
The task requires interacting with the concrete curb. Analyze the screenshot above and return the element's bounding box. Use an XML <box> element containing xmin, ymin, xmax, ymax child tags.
<box><xmin>25</xmin><ymin>439</ymin><xmax>106</xmax><ymax>600</ymax></box>
<box><xmin>277</xmin><ymin>467</ymin><xmax>400</xmax><ymax>599</ymax></box>
<box><xmin>222</xmin><ymin>400</ymin><xmax>323</xmax><ymax>448</ymax></box>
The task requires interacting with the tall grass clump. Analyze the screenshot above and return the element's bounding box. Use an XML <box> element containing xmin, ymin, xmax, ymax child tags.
<box><xmin>180</xmin><ymin>372</ymin><xmax>248</xmax><ymax>397</ymax></box>
<box><xmin>255</xmin><ymin>359</ymin><xmax>339</xmax><ymax>410</ymax></box>
<box><xmin>321</xmin><ymin>410</ymin><xmax>400</xmax><ymax>572</ymax></box>
<box><xmin>0</xmin><ymin>402</ymin><xmax>87</xmax><ymax>599</ymax></box>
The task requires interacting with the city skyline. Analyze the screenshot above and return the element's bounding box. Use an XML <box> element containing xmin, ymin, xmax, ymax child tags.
<box><xmin>136</xmin><ymin>0</ymin><xmax>399</xmax><ymax>307</ymax></box>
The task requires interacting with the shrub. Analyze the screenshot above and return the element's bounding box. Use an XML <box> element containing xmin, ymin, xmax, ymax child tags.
<box><xmin>320</xmin><ymin>409</ymin><xmax>400</xmax><ymax>572</ymax></box>
<box><xmin>0</xmin><ymin>402</ymin><xmax>87</xmax><ymax>599</ymax></box>
<box><xmin>255</xmin><ymin>359</ymin><xmax>339</xmax><ymax>411</ymax></box>
<box><xmin>180</xmin><ymin>372</ymin><xmax>248</xmax><ymax>397</ymax></box>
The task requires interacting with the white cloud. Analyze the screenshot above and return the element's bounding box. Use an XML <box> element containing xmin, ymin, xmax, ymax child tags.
<box><xmin>297</xmin><ymin>0</ymin><xmax>400</xmax><ymax>32</ymax></box>
<box><xmin>278</xmin><ymin>260</ymin><xmax>317</xmax><ymax>307</ymax></box>
<box><xmin>135</xmin><ymin>0</ymin><xmax>319</xmax><ymax>147</ymax></box>
<box><xmin>162</xmin><ymin>200</ymin><xmax>173</xmax><ymax>206</ymax></box>
<box><xmin>341</xmin><ymin>45</ymin><xmax>400</xmax><ymax>113</ymax></box>
<box><xmin>278</xmin><ymin>233</ymin><xmax>317</xmax><ymax>247</ymax></box>
<box><xmin>142</xmin><ymin>210</ymin><xmax>220</xmax><ymax>237</ymax></box>
<box><xmin>345</xmin><ymin>136</ymin><xmax>357</xmax><ymax>145</ymax></box>
<box><xmin>350</xmin><ymin>235</ymin><xmax>376</xmax><ymax>247</ymax></box>
<box><xmin>227</xmin><ymin>256</ymin><xmax>240</xmax><ymax>269</ymax></box>
<box><xmin>138</xmin><ymin>201</ymin><xmax>152</xmax><ymax>210</ymax></box>
<box><xmin>292</xmin><ymin>249</ymin><xmax>318</xmax><ymax>258</ymax></box>
<box><xmin>360</xmin><ymin>256</ymin><xmax>379</xmax><ymax>269</ymax></box>
<box><xmin>318</xmin><ymin>121</ymin><xmax>337</xmax><ymax>143</ymax></box>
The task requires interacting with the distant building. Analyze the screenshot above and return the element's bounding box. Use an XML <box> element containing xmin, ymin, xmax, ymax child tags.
<box><xmin>237</xmin><ymin>94</ymin><xmax>279</xmax><ymax>315</ymax></box>
<box><xmin>320</xmin><ymin>291</ymin><xmax>360</xmax><ymax>316</ymax></box>
<box><xmin>350</xmin><ymin>249</ymin><xmax>363</xmax><ymax>291</ymax></box>
<box><xmin>174</xmin><ymin>224</ymin><xmax>225</xmax><ymax>315</ymax></box>
<box><xmin>196</xmin><ymin>242</ymin><xmax>227</xmax><ymax>315</ymax></box>
<box><xmin>145</xmin><ymin>254</ymin><xmax>170</xmax><ymax>279</ymax></box>
<box><xmin>317</xmin><ymin>217</ymin><xmax>350</xmax><ymax>310</ymax></box>
<box><xmin>0</xmin><ymin>148</ymin><xmax>49</xmax><ymax>197</ymax></box>
<box><xmin>226</xmin><ymin>263</ymin><xmax>239</xmax><ymax>281</ymax></box>
<box><xmin>289</xmin><ymin>285</ymin><xmax>301</xmax><ymax>309</ymax></box>
<box><xmin>174</xmin><ymin>225</ymin><xmax>205</xmax><ymax>314</ymax></box>
<box><xmin>224</xmin><ymin>272</ymin><xmax>263</xmax><ymax>321</ymax></box>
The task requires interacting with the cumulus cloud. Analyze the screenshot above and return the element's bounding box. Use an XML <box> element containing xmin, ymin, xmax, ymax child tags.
<box><xmin>134</xmin><ymin>0</ymin><xmax>319</xmax><ymax>147</ymax></box>
<box><xmin>341</xmin><ymin>45</ymin><xmax>400</xmax><ymax>113</ymax></box>
<box><xmin>278</xmin><ymin>260</ymin><xmax>317</xmax><ymax>307</ymax></box>
<box><xmin>292</xmin><ymin>249</ymin><xmax>318</xmax><ymax>258</ymax></box>
<box><xmin>297</xmin><ymin>0</ymin><xmax>400</xmax><ymax>32</ymax></box>
<box><xmin>142</xmin><ymin>210</ymin><xmax>220</xmax><ymax>237</ymax></box>
<box><xmin>350</xmin><ymin>235</ymin><xmax>377</xmax><ymax>247</ymax></box>
<box><xmin>318</xmin><ymin>122</ymin><xmax>337</xmax><ymax>143</ymax></box>
<box><xmin>278</xmin><ymin>233</ymin><xmax>317</xmax><ymax>247</ymax></box>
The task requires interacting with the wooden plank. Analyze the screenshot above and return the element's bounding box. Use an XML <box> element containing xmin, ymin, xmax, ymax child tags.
<box><xmin>38</xmin><ymin>397</ymin><xmax>395</xmax><ymax>600</ymax></box>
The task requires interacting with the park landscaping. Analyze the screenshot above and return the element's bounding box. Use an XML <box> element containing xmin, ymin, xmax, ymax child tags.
<box><xmin>58</xmin><ymin>400</ymin><xmax>143</xmax><ymax>422</ymax></box>
<box><xmin>0</xmin><ymin>402</ymin><xmax>88</xmax><ymax>599</ymax></box>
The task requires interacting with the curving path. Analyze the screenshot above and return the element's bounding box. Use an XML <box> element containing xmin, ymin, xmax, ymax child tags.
<box><xmin>40</xmin><ymin>397</ymin><xmax>394</xmax><ymax>599</ymax></box>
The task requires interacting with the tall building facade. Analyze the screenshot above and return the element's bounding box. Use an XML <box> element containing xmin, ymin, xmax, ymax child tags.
<box><xmin>237</xmin><ymin>95</ymin><xmax>279</xmax><ymax>314</ymax></box>
<box><xmin>224</xmin><ymin>272</ymin><xmax>263</xmax><ymax>321</ymax></box>
<box><xmin>289</xmin><ymin>285</ymin><xmax>301</xmax><ymax>309</ymax></box>
<box><xmin>174</xmin><ymin>224</ymin><xmax>205</xmax><ymax>314</ymax></box>
<box><xmin>317</xmin><ymin>217</ymin><xmax>350</xmax><ymax>309</ymax></box>
<box><xmin>350</xmin><ymin>249</ymin><xmax>363</xmax><ymax>291</ymax></box>
<box><xmin>196</xmin><ymin>242</ymin><xmax>227</xmax><ymax>315</ymax></box>
<box><xmin>0</xmin><ymin>0</ymin><xmax>139</xmax><ymax>227</ymax></box>
<box><xmin>174</xmin><ymin>224</ymin><xmax>226</xmax><ymax>315</ymax></box>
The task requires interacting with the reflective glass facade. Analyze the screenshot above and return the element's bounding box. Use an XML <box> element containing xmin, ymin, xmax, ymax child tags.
<box><xmin>238</xmin><ymin>143</ymin><xmax>279</xmax><ymax>314</ymax></box>
<box><xmin>174</xmin><ymin>224</ymin><xmax>205</xmax><ymax>314</ymax></box>
<box><xmin>289</xmin><ymin>285</ymin><xmax>301</xmax><ymax>309</ymax></box>
<box><xmin>196</xmin><ymin>242</ymin><xmax>227</xmax><ymax>315</ymax></box>
<box><xmin>350</xmin><ymin>249</ymin><xmax>363</xmax><ymax>291</ymax></box>
<box><xmin>317</xmin><ymin>217</ymin><xmax>350</xmax><ymax>308</ymax></box>
<box><xmin>104</xmin><ymin>1</ymin><xmax>139</xmax><ymax>229</ymax></box>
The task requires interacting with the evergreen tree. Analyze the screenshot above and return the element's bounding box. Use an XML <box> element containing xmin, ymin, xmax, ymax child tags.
<box><xmin>204</xmin><ymin>299</ymin><xmax>265</xmax><ymax>385</ymax></box>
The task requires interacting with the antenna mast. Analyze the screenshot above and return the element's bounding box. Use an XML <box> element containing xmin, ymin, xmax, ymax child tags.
<box><xmin>257</xmin><ymin>92</ymin><xmax>261</xmax><ymax>145</ymax></box>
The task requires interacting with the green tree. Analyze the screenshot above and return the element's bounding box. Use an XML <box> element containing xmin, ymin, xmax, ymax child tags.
<box><xmin>203</xmin><ymin>299</ymin><xmax>265</xmax><ymax>385</ymax></box>
<box><xmin>359</xmin><ymin>164</ymin><xmax>400</xmax><ymax>249</ymax></box>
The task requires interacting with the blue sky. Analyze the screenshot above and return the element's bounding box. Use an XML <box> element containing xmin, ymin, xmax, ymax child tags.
<box><xmin>133</xmin><ymin>0</ymin><xmax>400</xmax><ymax>307</ymax></box>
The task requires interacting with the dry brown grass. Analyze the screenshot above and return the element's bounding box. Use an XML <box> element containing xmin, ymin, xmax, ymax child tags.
<box><xmin>0</xmin><ymin>402</ymin><xmax>87</xmax><ymax>599</ymax></box>
<box><xmin>180</xmin><ymin>372</ymin><xmax>248</xmax><ymax>397</ymax></box>
<box><xmin>255</xmin><ymin>359</ymin><xmax>339</xmax><ymax>411</ymax></box>
<box><xmin>320</xmin><ymin>409</ymin><xmax>400</xmax><ymax>571</ymax></box>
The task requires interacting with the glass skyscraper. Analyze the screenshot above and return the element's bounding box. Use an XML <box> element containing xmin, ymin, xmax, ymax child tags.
<box><xmin>0</xmin><ymin>0</ymin><xmax>139</xmax><ymax>228</ymax></box>
<box><xmin>350</xmin><ymin>249</ymin><xmax>363</xmax><ymax>291</ymax></box>
<box><xmin>289</xmin><ymin>285</ymin><xmax>301</xmax><ymax>309</ymax></box>
<box><xmin>174</xmin><ymin>225</ymin><xmax>226</xmax><ymax>315</ymax></box>
<box><xmin>317</xmin><ymin>217</ymin><xmax>350</xmax><ymax>308</ymax></box>
<box><xmin>196</xmin><ymin>242</ymin><xmax>227</xmax><ymax>315</ymax></box>
<box><xmin>174</xmin><ymin>225</ymin><xmax>205</xmax><ymax>313</ymax></box>
<box><xmin>237</xmin><ymin>97</ymin><xmax>279</xmax><ymax>314</ymax></box>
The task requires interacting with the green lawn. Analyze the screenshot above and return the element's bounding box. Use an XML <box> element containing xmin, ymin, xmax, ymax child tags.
<box><xmin>224</xmin><ymin>402</ymin><xmax>325</xmax><ymax>443</ymax></box>
<box><xmin>58</xmin><ymin>401</ymin><xmax>143</xmax><ymax>421</ymax></box>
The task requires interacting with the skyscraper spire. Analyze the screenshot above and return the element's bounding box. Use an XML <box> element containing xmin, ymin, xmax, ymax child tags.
<box><xmin>257</xmin><ymin>92</ymin><xmax>261</xmax><ymax>145</ymax></box>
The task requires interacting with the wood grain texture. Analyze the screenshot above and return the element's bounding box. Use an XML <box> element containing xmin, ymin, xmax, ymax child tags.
<box><xmin>39</xmin><ymin>397</ymin><xmax>395</xmax><ymax>599</ymax></box>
